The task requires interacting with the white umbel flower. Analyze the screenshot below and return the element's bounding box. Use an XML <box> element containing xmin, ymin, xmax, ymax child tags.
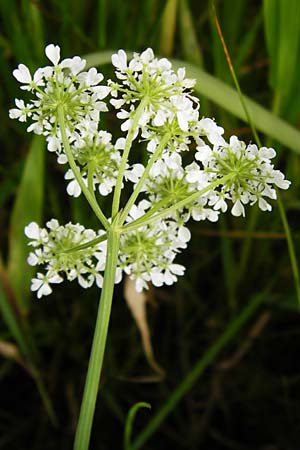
<box><xmin>25</xmin><ymin>221</ymin><xmax>107</xmax><ymax>297</ymax></box>
<box><xmin>9</xmin><ymin>44</ymin><xmax>109</xmax><ymax>154</ymax></box>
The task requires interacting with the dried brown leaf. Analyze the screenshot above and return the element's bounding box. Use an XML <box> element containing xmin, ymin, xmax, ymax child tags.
<box><xmin>124</xmin><ymin>277</ymin><xmax>165</xmax><ymax>380</ymax></box>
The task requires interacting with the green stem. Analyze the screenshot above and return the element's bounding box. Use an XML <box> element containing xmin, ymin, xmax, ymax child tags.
<box><xmin>121</xmin><ymin>197</ymin><xmax>172</xmax><ymax>231</ymax></box>
<box><xmin>277</xmin><ymin>192</ymin><xmax>300</xmax><ymax>307</ymax></box>
<box><xmin>73</xmin><ymin>227</ymin><xmax>120</xmax><ymax>450</ymax></box>
<box><xmin>123</xmin><ymin>173</ymin><xmax>233</xmax><ymax>232</ymax></box>
<box><xmin>131</xmin><ymin>291</ymin><xmax>265</xmax><ymax>450</ymax></box>
<box><xmin>124</xmin><ymin>402</ymin><xmax>151</xmax><ymax>450</ymax></box>
<box><xmin>119</xmin><ymin>133</ymin><xmax>170</xmax><ymax>224</ymax></box>
<box><xmin>57</xmin><ymin>107</ymin><xmax>109</xmax><ymax>230</ymax></box>
<box><xmin>111</xmin><ymin>98</ymin><xmax>148</xmax><ymax>218</ymax></box>
<box><xmin>63</xmin><ymin>233</ymin><xmax>107</xmax><ymax>254</ymax></box>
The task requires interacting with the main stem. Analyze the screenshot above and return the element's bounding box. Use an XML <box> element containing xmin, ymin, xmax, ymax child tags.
<box><xmin>73</xmin><ymin>228</ymin><xmax>120</xmax><ymax>450</ymax></box>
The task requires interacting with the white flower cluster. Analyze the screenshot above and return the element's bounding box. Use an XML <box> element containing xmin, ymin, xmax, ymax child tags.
<box><xmin>9</xmin><ymin>44</ymin><xmax>109</xmax><ymax>144</ymax></box>
<box><xmin>10</xmin><ymin>45</ymin><xmax>291</xmax><ymax>296</ymax></box>
<box><xmin>119</xmin><ymin>202</ymin><xmax>190</xmax><ymax>291</ymax></box>
<box><xmin>195</xmin><ymin>135</ymin><xmax>291</xmax><ymax>216</ymax></box>
<box><xmin>110</xmin><ymin>48</ymin><xmax>198</xmax><ymax>133</ymax></box>
<box><xmin>24</xmin><ymin>220</ymin><xmax>116</xmax><ymax>298</ymax></box>
<box><xmin>62</xmin><ymin>130</ymin><xmax>124</xmax><ymax>197</ymax></box>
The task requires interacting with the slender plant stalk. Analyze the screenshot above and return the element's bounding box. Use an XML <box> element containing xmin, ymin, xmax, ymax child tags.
<box><xmin>111</xmin><ymin>98</ymin><xmax>148</xmax><ymax>217</ymax></box>
<box><xmin>119</xmin><ymin>133</ymin><xmax>171</xmax><ymax>224</ymax></box>
<box><xmin>123</xmin><ymin>173</ymin><xmax>233</xmax><ymax>232</ymax></box>
<box><xmin>124</xmin><ymin>402</ymin><xmax>151</xmax><ymax>450</ymax></box>
<box><xmin>57</xmin><ymin>107</ymin><xmax>109</xmax><ymax>230</ymax></box>
<box><xmin>277</xmin><ymin>193</ymin><xmax>300</xmax><ymax>306</ymax></box>
<box><xmin>64</xmin><ymin>234</ymin><xmax>108</xmax><ymax>254</ymax></box>
<box><xmin>73</xmin><ymin>227</ymin><xmax>120</xmax><ymax>450</ymax></box>
<box><xmin>131</xmin><ymin>291</ymin><xmax>265</xmax><ymax>450</ymax></box>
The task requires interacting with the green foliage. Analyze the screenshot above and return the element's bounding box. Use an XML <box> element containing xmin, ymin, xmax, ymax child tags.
<box><xmin>7</xmin><ymin>136</ymin><xmax>45</xmax><ymax>313</ymax></box>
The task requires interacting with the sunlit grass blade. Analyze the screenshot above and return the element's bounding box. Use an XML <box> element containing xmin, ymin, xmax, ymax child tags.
<box><xmin>21</xmin><ymin>0</ymin><xmax>45</xmax><ymax>60</ymax></box>
<box><xmin>160</xmin><ymin>0</ymin><xmax>178</xmax><ymax>55</ymax></box>
<box><xmin>264</xmin><ymin>0</ymin><xmax>300</xmax><ymax>101</ymax></box>
<box><xmin>97</xmin><ymin>0</ymin><xmax>107</xmax><ymax>48</ymax></box>
<box><xmin>7</xmin><ymin>136</ymin><xmax>45</xmax><ymax>313</ymax></box>
<box><xmin>178</xmin><ymin>0</ymin><xmax>203</xmax><ymax>66</ymax></box>
<box><xmin>263</xmin><ymin>0</ymin><xmax>280</xmax><ymax>89</ymax></box>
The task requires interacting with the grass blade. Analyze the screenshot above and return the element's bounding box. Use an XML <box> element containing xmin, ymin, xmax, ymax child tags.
<box><xmin>7</xmin><ymin>136</ymin><xmax>45</xmax><ymax>313</ymax></box>
<box><xmin>178</xmin><ymin>0</ymin><xmax>203</xmax><ymax>66</ymax></box>
<box><xmin>160</xmin><ymin>0</ymin><xmax>178</xmax><ymax>55</ymax></box>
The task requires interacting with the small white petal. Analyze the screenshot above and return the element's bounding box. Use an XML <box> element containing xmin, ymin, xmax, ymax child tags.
<box><xmin>112</xmin><ymin>50</ymin><xmax>127</xmax><ymax>70</ymax></box>
<box><xmin>45</xmin><ymin>44</ymin><xmax>60</xmax><ymax>65</ymax></box>
<box><xmin>25</xmin><ymin>222</ymin><xmax>40</xmax><ymax>239</ymax></box>
<box><xmin>13</xmin><ymin>64</ymin><xmax>32</xmax><ymax>84</ymax></box>
<box><xmin>231</xmin><ymin>200</ymin><xmax>245</xmax><ymax>217</ymax></box>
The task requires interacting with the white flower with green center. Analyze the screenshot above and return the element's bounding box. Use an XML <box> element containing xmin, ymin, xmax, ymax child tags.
<box><xmin>9</xmin><ymin>44</ymin><xmax>110</xmax><ymax>151</ymax></box>
<box><xmin>117</xmin><ymin>203</ymin><xmax>187</xmax><ymax>292</ymax></box>
<box><xmin>109</xmin><ymin>49</ymin><xmax>198</xmax><ymax>130</ymax></box>
<box><xmin>141</xmin><ymin>153</ymin><xmax>219</xmax><ymax>223</ymax></box>
<box><xmin>62</xmin><ymin>130</ymin><xmax>123</xmax><ymax>197</ymax></box>
<box><xmin>195</xmin><ymin>135</ymin><xmax>291</xmax><ymax>216</ymax></box>
<box><xmin>25</xmin><ymin>220</ymin><xmax>108</xmax><ymax>296</ymax></box>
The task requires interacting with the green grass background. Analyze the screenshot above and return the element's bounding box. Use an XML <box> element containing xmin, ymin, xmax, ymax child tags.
<box><xmin>1</xmin><ymin>0</ymin><xmax>300</xmax><ymax>449</ymax></box>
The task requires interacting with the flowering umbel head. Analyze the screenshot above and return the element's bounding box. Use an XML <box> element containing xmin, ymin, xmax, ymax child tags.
<box><xmin>10</xmin><ymin>45</ymin><xmax>291</xmax><ymax>297</ymax></box>
<box><xmin>109</xmin><ymin>48</ymin><xmax>199</xmax><ymax>133</ymax></box>
<box><xmin>9</xmin><ymin>44</ymin><xmax>110</xmax><ymax>154</ymax></box>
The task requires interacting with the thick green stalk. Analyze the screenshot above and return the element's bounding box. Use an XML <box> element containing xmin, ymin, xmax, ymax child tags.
<box><xmin>119</xmin><ymin>133</ymin><xmax>170</xmax><ymax>224</ymax></box>
<box><xmin>73</xmin><ymin>227</ymin><xmax>120</xmax><ymax>450</ymax></box>
<box><xmin>123</xmin><ymin>173</ymin><xmax>233</xmax><ymax>232</ymax></box>
<box><xmin>111</xmin><ymin>98</ymin><xmax>148</xmax><ymax>218</ymax></box>
<box><xmin>57</xmin><ymin>107</ymin><xmax>109</xmax><ymax>230</ymax></box>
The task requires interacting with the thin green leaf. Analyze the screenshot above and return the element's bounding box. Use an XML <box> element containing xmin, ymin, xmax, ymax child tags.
<box><xmin>178</xmin><ymin>0</ymin><xmax>203</xmax><ymax>66</ymax></box>
<box><xmin>0</xmin><ymin>256</ymin><xmax>30</xmax><ymax>357</ymax></box>
<box><xmin>124</xmin><ymin>402</ymin><xmax>151</xmax><ymax>450</ymax></box>
<box><xmin>263</xmin><ymin>0</ymin><xmax>300</xmax><ymax>101</ymax></box>
<box><xmin>7</xmin><ymin>135</ymin><xmax>45</xmax><ymax>313</ymax></box>
<box><xmin>160</xmin><ymin>0</ymin><xmax>178</xmax><ymax>56</ymax></box>
<box><xmin>263</xmin><ymin>0</ymin><xmax>280</xmax><ymax>88</ymax></box>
